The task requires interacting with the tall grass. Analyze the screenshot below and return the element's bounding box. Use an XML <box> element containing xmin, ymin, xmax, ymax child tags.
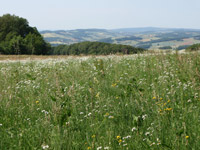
<box><xmin>0</xmin><ymin>53</ymin><xmax>199</xmax><ymax>149</ymax></box>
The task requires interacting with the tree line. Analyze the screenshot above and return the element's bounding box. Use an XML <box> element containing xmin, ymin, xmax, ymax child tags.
<box><xmin>50</xmin><ymin>41</ymin><xmax>145</xmax><ymax>55</ymax></box>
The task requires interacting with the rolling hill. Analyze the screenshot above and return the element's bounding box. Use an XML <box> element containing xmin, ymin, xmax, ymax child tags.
<box><xmin>40</xmin><ymin>27</ymin><xmax>200</xmax><ymax>50</ymax></box>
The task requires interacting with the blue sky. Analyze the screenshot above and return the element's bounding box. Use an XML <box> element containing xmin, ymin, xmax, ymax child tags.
<box><xmin>1</xmin><ymin>0</ymin><xmax>200</xmax><ymax>30</ymax></box>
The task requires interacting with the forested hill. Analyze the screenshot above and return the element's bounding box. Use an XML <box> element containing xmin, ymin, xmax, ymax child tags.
<box><xmin>50</xmin><ymin>41</ymin><xmax>145</xmax><ymax>55</ymax></box>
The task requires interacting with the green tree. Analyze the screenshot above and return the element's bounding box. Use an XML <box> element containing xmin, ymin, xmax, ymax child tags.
<box><xmin>0</xmin><ymin>14</ymin><xmax>51</xmax><ymax>54</ymax></box>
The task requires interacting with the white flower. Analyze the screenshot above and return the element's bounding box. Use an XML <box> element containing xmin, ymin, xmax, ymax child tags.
<box><xmin>97</xmin><ymin>146</ymin><xmax>102</xmax><ymax>150</ymax></box>
<box><xmin>145</xmin><ymin>132</ymin><xmax>150</xmax><ymax>136</ymax></box>
<box><xmin>131</xmin><ymin>127</ymin><xmax>137</xmax><ymax>132</ymax></box>
<box><xmin>142</xmin><ymin>114</ymin><xmax>147</xmax><ymax>120</ymax></box>
<box><xmin>41</xmin><ymin>110</ymin><xmax>49</xmax><ymax>114</ymax></box>
<box><xmin>0</xmin><ymin>123</ymin><xmax>2</xmax><ymax>126</ymax></box>
<box><xmin>42</xmin><ymin>144</ymin><xmax>49</xmax><ymax>149</ymax></box>
<box><xmin>108</xmin><ymin>116</ymin><xmax>114</xmax><ymax>119</ymax></box>
<box><xmin>104</xmin><ymin>147</ymin><xmax>109</xmax><ymax>150</ymax></box>
<box><xmin>80</xmin><ymin>112</ymin><xmax>84</xmax><ymax>114</ymax></box>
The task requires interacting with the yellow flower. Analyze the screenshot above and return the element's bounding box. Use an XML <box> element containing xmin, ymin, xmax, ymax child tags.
<box><xmin>116</xmin><ymin>135</ymin><xmax>121</xmax><ymax>139</ymax></box>
<box><xmin>112</xmin><ymin>83</ymin><xmax>117</xmax><ymax>87</ymax></box>
<box><xmin>160</xmin><ymin>98</ymin><xmax>163</xmax><ymax>100</ymax></box>
<box><xmin>92</xmin><ymin>135</ymin><xmax>95</xmax><ymax>138</ymax></box>
<box><xmin>95</xmin><ymin>92</ymin><xmax>100</xmax><ymax>98</ymax></box>
<box><xmin>152</xmin><ymin>97</ymin><xmax>156</xmax><ymax>100</ymax></box>
<box><xmin>35</xmin><ymin>101</ymin><xmax>39</xmax><ymax>104</ymax></box>
<box><xmin>165</xmin><ymin>108</ymin><xmax>172</xmax><ymax>111</ymax></box>
<box><xmin>116</xmin><ymin>96</ymin><xmax>119</xmax><ymax>99</ymax></box>
<box><xmin>167</xmin><ymin>100</ymin><xmax>171</xmax><ymax>103</ymax></box>
<box><xmin>185</xmin><ymin>136</ymin><xmax>189</xmax><ymax>139</ymax></box>
<box><xmin>118</xmin><ymin>139</ymin><xmax>122</xmax><ymax>143</ymax></box>
<box><xmin>87</xmin><ymin>147</ymin><xmax>91</xmax><ymax>149</ymax></box>
<box><xmin>105</xmin><ymin>112</ymin><xmax>109</xmax><ymax>116</ymax></box>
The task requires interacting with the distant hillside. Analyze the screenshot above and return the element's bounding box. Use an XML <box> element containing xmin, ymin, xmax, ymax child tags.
<box><xmin>186</xmin><ymin>43</ymin><xmax>200</xmax><ymax>51</ymax></box>
<box><xmin>40</xmin><ymin>27</ymin><xmax>200</xmax><ymax>50</ymax></box>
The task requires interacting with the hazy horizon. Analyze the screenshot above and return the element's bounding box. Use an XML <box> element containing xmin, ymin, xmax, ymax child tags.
<box><xmin>1</xmin><ymin>0</ymin><xmax>200</xmax><ymax>30</ymax></box>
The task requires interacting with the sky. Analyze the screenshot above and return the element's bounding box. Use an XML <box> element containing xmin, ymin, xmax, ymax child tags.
<box><xmin>1</xmin><ymin>0</ymin><xmax>200</xmax><ymax>30</ymax></box>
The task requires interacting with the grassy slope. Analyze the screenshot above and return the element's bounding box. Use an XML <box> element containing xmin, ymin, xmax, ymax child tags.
<box><xmin>0</xmin><ymin>53</ymin><xmax>200</xmax><ymax>149</ymax></box>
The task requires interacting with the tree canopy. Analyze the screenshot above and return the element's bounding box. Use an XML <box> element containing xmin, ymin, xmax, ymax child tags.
<box><xmin>50</xmin><ymin>41</ymin><xmax>145</xmax><ymax>55</ymax></box>
<box><xmin>0</xmin><ymin>14</ymin><xmax>51</xmax><ymax>54</ymax></box>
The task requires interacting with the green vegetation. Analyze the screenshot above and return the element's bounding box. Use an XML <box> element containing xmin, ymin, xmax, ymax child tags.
<box><xmin>186</xmin><ymin>43</ymin><xmax>200</xmax><ymax>51</ymax></box>
<box><xmin>159</xmin><ymin>46</ymin><xmax>172</xmax><ymax>50</ymax></box>
<box><xmin>0</xmin><ymin>14</ymin><xmax>51</xmax><ymax>55</ymax></box>
<box><xmin>176</xmin><ymin>45</ymin><xmax>190</xmax><ymax>50</ymax></box>
<box><xmin>51</xmin><ymin>41</ymin><xmax>145</xmax><ymax>55</ymax></box>
<box><xmin>0</xmin><ymin>53</ymin><xmax>200</xmax><ymax>149</ymax></box>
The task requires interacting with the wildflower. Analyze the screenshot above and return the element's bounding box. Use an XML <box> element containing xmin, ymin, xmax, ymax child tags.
<box><xmin>87</xmin><ymin>147</ymin><xmax>91</xmax><ymax>149</ymax></box>
<box><xmin>123</xmin><ymin>135</ymin><xmax>131</xmax><ymax>139</ymax></box>
<box><xmin>160</xmin><ymin>98</ymin><xmax>163</xmax><ymax>100</ymax></box>
<box><xmin>0</xmin><ymin>123</ymin><xmax>2</xmax><ymax>126</ymax></box>
<box><xmin>104</xmin><ymin>147</ymin><xmax>109</xmax><ymax>150</ymax></box>
<box><xmin>36</xmin><ymin>100</ymin><xmax>39</xmax><ymax>104</ymax></box>
<box><xmin>131</xmin><ymin>127</ymin><xmax>137</xmax><ymax>132</ymax></box>
<box><xmin>105</xmin><ymin>112</ymin><xmax>109</xmax><ymax>116</ymax></box>
<box><xmin>163</xmin><ymin>103</ymin><xmax>167</xmax><ymax>106</ymax></box>
<box><xmin>142</xmin><ymin>114</ymin><xmax>147</xmax><ymax>120</ymax></box>
<box><xmin>41</xmin><ymin>110</ymin><xmax>49</xmax><ymax>114</ymax></box>
<box><xmin>185</xmin><ymin>136</ymin><xmax>189</xmax><ymax>139</ymax></box>
<box><xmin>118</xmin><ymin>139</ymin><xmax>122</xmax><ymax>143</ymax></box>
<box><xmin>96</xmin><ymin>92</ymin><xmax>100</xmax><ymax>98</ymax></box>
<box><xmin>167</xmin><ymin>100</ymin><xmax>170</xmax><ymax>103</ymax></box>
<box><xmin>152</xmin><ymin>97</ymin><xmax>156</xmax><ymax>100</ymax></box>
<box><xmin>116</xmin><ymin>96</ymin><xmax>119</xmax><ymax>99</ymax></box>
<box><xmin>108</xmin><ymin>116</ymin><xmax>114</xmax><ymax>119</ymax></box>
<box><xmin>112</xmin><ymin>83</ymin><xmax>117</xmax><ymax>87</ymax></box>
<box><xmin>165</xmin><ymin>108</ymin><xmax>172</xmax><ymax>111</ymax></box>
<box><xmin>42</xmin><ymin>144</ymin><xmax>49</xmax><ymax>149</ymax></box>
<box><xmin>150</xmin><ymin>142</ymin><xmax>155</xmax><ymax>146</ymax></box>
<box><xmin>97</xmin><ymin>146</ymin><xmax>102</xmax><ymax>150</ymax></box>
<box><xmin>145</xmin><ymin>132</ymin><xmax>150</xmax><ymax>136</ymax></box>
<box><xmin>92</xmin><ymin>135</ymin><xmax>95</xmax><ymax>138</ymax></box>
<box><xmin>116</xmin><ymin>136</ymin><xmax>121</xmax><ymax>139</ymax></box>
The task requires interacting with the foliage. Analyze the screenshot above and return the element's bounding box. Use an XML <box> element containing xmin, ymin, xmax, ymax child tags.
<box><xmin>186</xmin><ymin>43</ymin><xmax>200</xmax><ymax>51</ymax></box>
<box><xmin>159</xmin><ymin>46</ymin><xmax>172</xmax><ymax>50</ymax></box>
<box><xmin>0</xmin><ymin>14</ymin><xmax>51</xmax><ymax>54</ymax></box>
<box><xmin>51</xmin><ymin>41</ymin><xmax>145</xmax><ymax>55</ymax></box>
<box><xmin>176</xmin><ymin>45</ymin><xmax>190</xmax><ymax>50</ymax></box>
<box><xmin>0</xmin><ymin>53</ymin><xmax>199</xmax><ymax>149</ymax></box>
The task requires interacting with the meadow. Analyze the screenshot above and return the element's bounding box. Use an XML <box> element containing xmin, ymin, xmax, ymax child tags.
<box><xmin>0</xmin><ymin>52</ymin><xmax>199</xmax><ymax>150</ymax></box>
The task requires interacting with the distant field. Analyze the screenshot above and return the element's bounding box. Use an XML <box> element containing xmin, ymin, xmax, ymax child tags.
<box><xmin>0</xmin><ymin>53</ymin><xmax>200</xmax><ymax>149</ymax></box>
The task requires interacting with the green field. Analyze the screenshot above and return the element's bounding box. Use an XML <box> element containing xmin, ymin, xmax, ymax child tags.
<box><xmin>0</xmin><ymin>53</ymin><xmax>200</xmax><ymax>149</ymax></box>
